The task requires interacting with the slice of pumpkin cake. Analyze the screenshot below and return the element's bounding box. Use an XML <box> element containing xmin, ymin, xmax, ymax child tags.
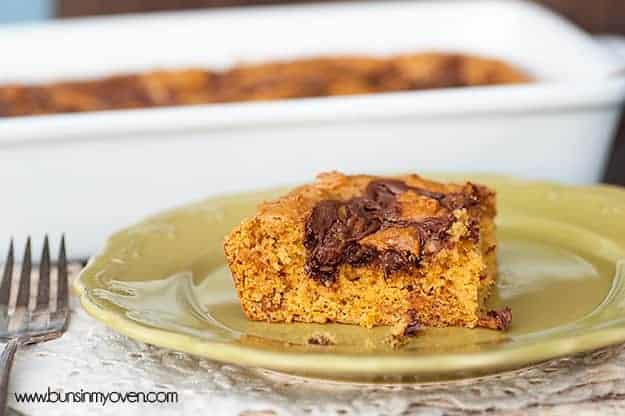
<box><xmin>224</xmin><ymin>172</ymin><xmax>509</xmax><ymax>331</ymax></box>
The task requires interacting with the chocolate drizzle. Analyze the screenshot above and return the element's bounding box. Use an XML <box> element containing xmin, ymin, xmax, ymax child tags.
<box><xmin>303</xmin><ymin>179</ymin><xmax>482</xmax><ymax>284</ymax></box>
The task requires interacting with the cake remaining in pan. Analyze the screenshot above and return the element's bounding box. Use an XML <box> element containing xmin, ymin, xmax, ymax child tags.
<box><xmin>224</xmin><ymin>172</ymin><xmax>511</xmax><ymax>332</ymax></box>
<box><xmin>0</xmin><ymin>52</ymin><xmax>529</xmax><ymax>117</ymax></box>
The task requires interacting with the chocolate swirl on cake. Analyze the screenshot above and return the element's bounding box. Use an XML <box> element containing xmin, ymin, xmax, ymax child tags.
<box><xmin>303</xmin><ymin>179</ymin><xmax>483</xmax><ymax>284</ymax></box>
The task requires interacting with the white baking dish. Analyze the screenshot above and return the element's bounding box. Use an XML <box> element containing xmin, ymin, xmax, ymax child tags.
<box><xmin>2</xmin><ymin>0</ymin><xmax>625</xmax><ymax>257</ymax></box>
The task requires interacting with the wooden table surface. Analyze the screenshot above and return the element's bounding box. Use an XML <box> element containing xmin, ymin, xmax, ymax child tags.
<box><xmin>55</xmin><ymin>0</ymin><xmax>625</xmax><ymax>185</ymax></box>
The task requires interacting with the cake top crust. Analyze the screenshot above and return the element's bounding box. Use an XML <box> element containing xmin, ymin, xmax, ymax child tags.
<box><xmin>257</xmin><ymin>172</ymin><xmax>495</xmax><ymax>284</ymax></box>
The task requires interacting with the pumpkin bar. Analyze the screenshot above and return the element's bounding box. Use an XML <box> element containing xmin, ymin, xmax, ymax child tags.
<box><xmin>0</xmin><ymin>53</ymin><xmax>529</xmax><ymax>117</ymax></box>
<box><xmin>223</xmin><ymin>172</ymin><xmax>510</xmax><ymax>330</ymax></box>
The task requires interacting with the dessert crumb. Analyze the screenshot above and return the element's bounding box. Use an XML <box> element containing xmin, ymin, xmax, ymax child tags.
<box><xmin>307</xmin><ymin>332</ymin><xmax>336</xmax><ymax>346</ymax></box>
<box><xmin>478</xmin><ymin>307</ymin><xmax>512</xmax><ymax>331</ymax></box>
<box><xmin>386</xmin><ymin>310</ymin><xmax>423</xmax><ymax>349</ymax></box>
<box><xmin>402</xmin><ymin>309</ymin><xmax>423</xmax><ymax>337</ymax></box>
<box><xmin>386</xmin><ymin>332</ymin><xmax>409</xmax><ymax>350</ymax></box>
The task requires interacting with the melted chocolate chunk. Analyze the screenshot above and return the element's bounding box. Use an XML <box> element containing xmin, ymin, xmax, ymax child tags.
<box><xmin>379</xmin><ymin>250</ymin><xmax>417</xmax><ymax>276</ymax></box>
<box><xmin>303</xmin><ymin>179</ymin><xmax>483</xmax><ymax>284</ymax></box>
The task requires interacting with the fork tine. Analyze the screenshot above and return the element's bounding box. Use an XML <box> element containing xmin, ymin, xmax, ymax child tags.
<box><xmin>56</xmin><ymin>235</ymin><xmax>68</xmax><ymax>312</ymax></box>
<box><xmin>0</xmin><ymin>240</ymin><xmax>14</xmax><ymax>308</ymax></box>
<box><xmin>35</xmin><ymin>236</ymin><xmax>51</xmax><ymax>312</ymax></box>
<box><xmin>15</xmin><ymin>237</ymin><xmax>32</xmax><ymax>309</ymax></box>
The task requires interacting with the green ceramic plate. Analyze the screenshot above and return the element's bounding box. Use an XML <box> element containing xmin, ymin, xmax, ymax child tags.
<box><xmin>76</xmin><ymin>175</ymin><xmax>625</xmax><ymax>382</ymax></box>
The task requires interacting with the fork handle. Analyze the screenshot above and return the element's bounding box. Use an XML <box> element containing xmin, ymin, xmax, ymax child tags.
<box><xmin>0</xmin><ymin>339</ymin><xmax>19</xmax><ymax>416</ymax></box>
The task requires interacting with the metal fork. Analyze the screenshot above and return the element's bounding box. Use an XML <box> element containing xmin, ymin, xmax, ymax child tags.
<box><xmin>0</xmin><ymin>237</ymin><xmax>69</xmax><ymax>415</ymax></box>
